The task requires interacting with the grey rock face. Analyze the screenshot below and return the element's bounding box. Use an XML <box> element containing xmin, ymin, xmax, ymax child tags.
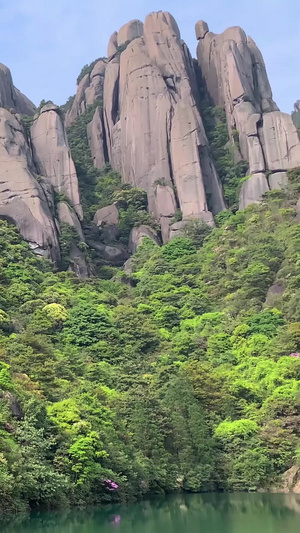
<box><xmin>154</xmin><ymin>184</ymin><xmax>177</xmax><ymax>242</ymax></box>
<box><xmin>269</xmin><ymin>172</ymin><xmax>288</xmax><ymax>190</ymax></box>
<box><xmin>107</xmin><ymin>31</ymin><xmax>118</xmax><ymax>58</ymax></box>
<box><xmin>117</xmin><ymin>19</ymin><xmax>144</xmax><ymax>46</ymax></box>
<box><xmin>65</xmin><ymin>59</ymin><xmax>107</xmax><ymax>127</ymax></box>
<box><xmin>195</xmin><ymin>20</ymin><xmax>209</xmax><ymax>40</ymax></box>
<box><xmin>57</xmin><ymin>202</ymin><xmax>84</xmax><ymax>240</ymax></box>
<box><xmin>262</xmin><ymin>112</ymin><xmax>300</xmax><ymax>171</ymax></box>
<box><xmin>87</xmin><ymin>106</ymin><xmax>106</xmax><ymax>169</ymax></box>
<box><xmin>0</xmin><ymin>63</ymin><xmax>36</xmax><ymax>115</ymax></box>
<box><xmin>0</xmin><ymin>108</ymin><xmax>59</xmax><ymax>260</ymax></box>
<box><xmin>128</xmin><ymin>225</ymin><xmax>160</xmax><ymax>254</ymax></box>
<box><xmin>93</xmin><ymin>204</ymin><xmax>119</xmax><ymax>227</ymax></box>
<box><xmin>195</xmin><ymin>21</ymin><xmax>300</xmax><ymax>210</ymax></box>
<box><xmin>30</xmin><ymin>104</ymin><xmax>83</xmax><ymax>220</ymax></box>
<box><xmin>239</xmin><ymin>174</ymin><xmax>269</xmax><ymax>209</ymax></box>
<box><xmin>104</xmin><ymin>11</ymin><xmax>225</xmax><ymax>241</ymax></box>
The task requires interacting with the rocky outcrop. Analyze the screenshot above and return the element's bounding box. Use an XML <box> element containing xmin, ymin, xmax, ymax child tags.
<box><xmin>262</xmin><ymin>112</ymin><xmax>300</xmax><ymax>171</ymax></box>
<box><xmin>270</xmin><ymin>466</ymin><xmax>300</xmax><ymax>493</ymax></box>
<box><xmin>65</xmin><ymin>59</ymin><xmax>107</xmax><ymax>127</ymax></box>
<box><xmin>57</xmin><ymin>201</ymin><xmax>84</xmax><ymax>240</ymax></box>
<box><xmin>103</xmin><ymin>11</ymin><xmax>225</xmax><ymax>241</ymax></box>
<box><xmin>87</xmin><ymin>106</ymin><xmax>106</xmax><ymax>169</ymax></box>
<box><xmin>239</xmin><ymin>174</ymin><xmax>269</xmax><ymax>209</ymax></box>
<box><xmin>93</xmin><ymin>203</ymin><xmax>119</xmax><ymax>241</ymax></box>
<box><xmin>128</xmin><ymin>225</ymin><xmax>160</xmax><ymax>254</ymax></box>
<box><xmin>107</xmin><ymin>32</ymin><xmax>118</xmax><ymax>58</ymax></box>
<box><xmin>117</xmin><ymin>19</ymin><xmax>143</xmax><ymax>47</ymax></box>
<box><xmin>0</xmin><ymin>108</ymin><xmax>60</xmax><ymax>260</ymax></box>
<box><xmin>31</xmin><ymin>104</ymin><xmax>83</xmax><ymax>220</ymax></box>
<box><xmin>0</xmin><ymin>63</ymin><xmax>36</xmax><ymax>115</ymax></box>
<box><xmin>93</xmin><ymin>204</ymin><xmax>119</xmax><ymax>227</ymax></box>
<box><xmin>195</xmin><ymin>22</ymin><xmax>300</xmax><ymax>210</ymax></box>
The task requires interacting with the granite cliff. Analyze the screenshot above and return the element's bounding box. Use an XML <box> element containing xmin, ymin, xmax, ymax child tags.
<box><xmin>0</xmin><ymin>11</ymin><xmax>299</xmax><ymax>273</ymax></box>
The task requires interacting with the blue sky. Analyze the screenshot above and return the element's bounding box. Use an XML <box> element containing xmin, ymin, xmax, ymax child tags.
<box><xmin>0</xmin><ymin>0</ymin><xmax>299</xmax><ymax>113</ymax></box>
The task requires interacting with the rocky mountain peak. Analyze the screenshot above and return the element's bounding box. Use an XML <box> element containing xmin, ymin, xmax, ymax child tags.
<box><xmin>0</xmin><ymin>10</ymin><xmax>299</xmax><ymax>275</ymax></box>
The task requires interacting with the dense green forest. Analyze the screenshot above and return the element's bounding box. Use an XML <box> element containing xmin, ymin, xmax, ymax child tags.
<box><xmin>1</xmin><ymin>163</ymin><xmax>300</xmax><ymax>514</ymax></box>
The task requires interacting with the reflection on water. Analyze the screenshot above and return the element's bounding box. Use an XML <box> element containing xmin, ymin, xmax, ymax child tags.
<box><xmin>1</xmin><ymin>492</ymin><xmax>300</xmax><ymax>533</ymax></box>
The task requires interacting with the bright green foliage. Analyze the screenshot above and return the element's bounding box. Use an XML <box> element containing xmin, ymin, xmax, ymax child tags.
<box><xmin>199</xmin><ymin>105</ymin><xmax>248</xmax><ymax>209</ymax></box>
<box><xmin>1</xmin><ymin>180</ymin><xmax>300</xmax><ymax>514</ymax></box>
<box><xmin>66</xmin><ymin>103</ymin><xmax>102</xmax><ymax>218</ymax></box>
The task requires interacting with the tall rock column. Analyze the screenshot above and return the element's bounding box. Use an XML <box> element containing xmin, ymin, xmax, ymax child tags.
<box><xmin>196</xmin><ymin>21</ymin><xmax>300</xmax><ymax>209</ymax></box>
<box><xmin>0</xmin><ymin>108</ymin><xmax>60</xmax><ymax>261</ymax></box>
<box><xmin>31</xmin><ymin>103</ymin><xmax>83</xmax><ymax>220</ymax></box>
<box><xmin>104</xmin><ymin>12</ymin><xmax>225</xmax><ymax>240</ymax></box>
<box><xmin>65</xmin><ymin>59</ymin><xmax>107</xmax><ymax>127</ymax></box>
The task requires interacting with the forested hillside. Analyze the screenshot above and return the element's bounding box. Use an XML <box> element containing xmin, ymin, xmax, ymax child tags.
<box><xmin>1</xmin><ymin>168</ymin><xmax>300</xmax><ymax>514</ymax></box>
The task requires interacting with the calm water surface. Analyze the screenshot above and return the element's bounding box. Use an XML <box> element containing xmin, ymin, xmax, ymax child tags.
<box><xmin>1</xmin><ymin>493</ymin><xmax>300</xmax><ymax>532</ymax></box>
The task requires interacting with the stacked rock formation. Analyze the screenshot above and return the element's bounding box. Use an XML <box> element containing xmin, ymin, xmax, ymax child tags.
<box><xmin>0</xmin><ymin>107</ymin><xmax>60</xmax><ymax>261</ymax></box>
<box><xmin>0</xmin><ymin>64</ymin><xmax>88</xmax><ymax>274</ymax></box>
<box><xmin>0</xmin><ymin>11</ymin><xmax>300</xmax><ymax>271</ymax></box>
<box><xmin>195</xmin><ymin>21</ymin><xmax>300</xmax><ymax>209</ymax></box>
<box><xmin>65</xmin><ymin>58</ymin><xmax>107</xmax><ymax>127</ymax></box>
<box><xmin>103</xmin><ymin>12</ymin><xmax>225</xmax><ymax>241</ymax></box>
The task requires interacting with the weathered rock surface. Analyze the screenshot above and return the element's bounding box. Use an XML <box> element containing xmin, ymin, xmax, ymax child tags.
<box><xmin>68</xmin><ymin>242</ymin><xmax>89</xmax><ymax>278</ymax></box>
<box><xmin>107</xmin><ymin>31</ymin><xmax>118</xmax><ymax>58</ymax></box>
<box><xmin>269</xmin><ymin>172</ymin><xmax>288</xmax><ymax>190</ymax></box>
<box><xmin>239</xmin><ymin>174</ymin><xmax>269</xmax><ymax>209</ymax></box>
<box><xmin>87</xmin><ymin>106</ymin><xmax>106</xmax><ymax>169</ymax></box>
<box><xmin>65</xmin><ymin>59</ymin><xmax>107</xmax><ymax>127</ymax></box>
<box><xmin>195</xmin><ymin>21</ymin><xmax>300</xmax><ymax>211</ymax></box>
<box><xmin>0</xmin><ymin>108</ymin><xmax>59</xmax><ymax>260</ymax></box>
<box><xmin>154</xmin><ymin>184</ymin><xmax>177</xmax><ymax>242</ymax></box>
<box><xmin>262</xmin><ymin>112</ymin><xmax>300</xmax><ymax>171</ymax></box>
<box><xmin>128</xmin><ymin>225</ymin><xmax>160</xmax><ymax>254</ymax></box>
<box><xmin>270</xmin><ymin>466</ymin><xmax>300</xmax><ymax>493</ymax></box>
<box><xmin>0</xmin><ymin>63</ymin><xmax>36</xmax><ymax>115</ymax></box>
<box><xmin>93</xmin><ymin>204</ymin><xmax>119</xmax><ymax>227</ymax></box>
<box><xmin>57</xmin><ymin>201</ymin><xmax>84</xmax><ymax>240</ymax></box>
<box><xmin>31</xmin><ymin>104</ymin><xmax>83</xmax><ymax>220</ymax></box>
<box><xmin>117</xmin><ymin>20</ymin><xmax>143</xmax><ymax>47</ymax></box>
<box><xmin>104</xmin><ymin>11</ymin><xmax>225</xmax><ymax>241</ymax></box>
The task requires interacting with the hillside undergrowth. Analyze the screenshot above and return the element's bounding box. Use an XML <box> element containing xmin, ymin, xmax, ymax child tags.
<box><xmin>1</xmin><ymin>172</ymin><xmax>300</xmax><ymax>514</ymax></box>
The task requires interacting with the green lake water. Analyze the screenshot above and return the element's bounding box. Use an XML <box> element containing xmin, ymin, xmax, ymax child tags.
<box><xmin>1</xmin><ymin>493</ymin><xmax>300</xmax><ymax>532</ymax></box>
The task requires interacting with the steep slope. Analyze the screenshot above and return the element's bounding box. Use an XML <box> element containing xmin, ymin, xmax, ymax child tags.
<box><xmin>0</xmin><ymin>64</ymin><xmax>86</xmax><ymax>270</ymax></box>
<box><xmin>0</xmin><ymin>108</ymin><xmax>60</xmax><ymax>261</ymax></box>
<box><xmin>103</xmin><ymin>13</ymin><xmax>225</xmax><ymax>240</ymax></box>
<box><xmin>65</xmin><ymin>58</ymin><xmax>107</xmax><ymax>127</ymax></box>
<box><xmin>1</xmin><ymin>174</ymin><xmax>300</xmax><ymax>514</ymax></box>
<box><xmin>0</xmin><ymin>11</ymin><xmax>300</xmax><ymax>271</ymax></box>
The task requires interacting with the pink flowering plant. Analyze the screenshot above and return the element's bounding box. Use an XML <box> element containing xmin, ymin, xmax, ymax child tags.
<box><xmin>104</xmin><ymin>479</ymin><xmax>119</xmax><ymax>491</ymax></box>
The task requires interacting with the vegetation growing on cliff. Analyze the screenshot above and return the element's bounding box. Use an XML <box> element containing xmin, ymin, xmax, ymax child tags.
<box><xmin>1</xmin><ymin>171</ymin><xmax>300</xmax><ymax>514</ymax></box>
